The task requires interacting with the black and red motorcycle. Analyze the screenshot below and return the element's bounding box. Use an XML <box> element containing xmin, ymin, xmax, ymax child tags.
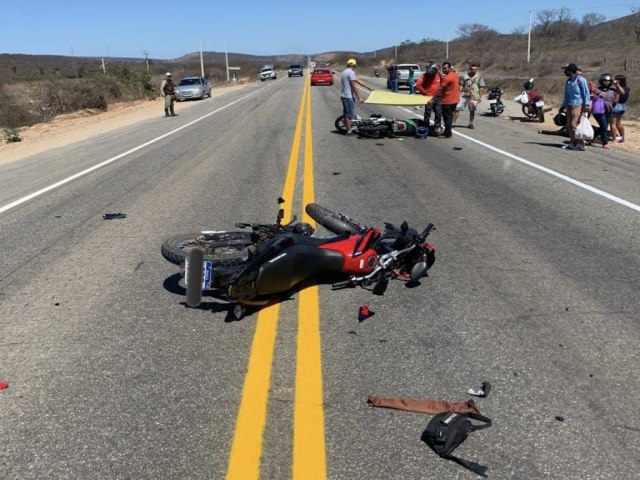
<box><xmin>161</xmin><ymin>204</ymin><xmax>436</xmax><ymax>319</ymax></box>
<box><xmin>518</xmin><ymin>78</ymin><xmax>546</xmax><ymax>123</ymax></box>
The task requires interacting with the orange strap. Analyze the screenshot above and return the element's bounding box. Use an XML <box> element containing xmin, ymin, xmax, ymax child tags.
<box><xmin>367</xmin><ymin>396</ymin><xmax>480</xmax><ymax>415</ymax></box>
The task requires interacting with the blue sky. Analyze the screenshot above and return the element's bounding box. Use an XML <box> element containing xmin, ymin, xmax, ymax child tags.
<box><xmin>2</xmin><ymin>1</ymin><xmax>638</xmax><ymax>59</ymax></box>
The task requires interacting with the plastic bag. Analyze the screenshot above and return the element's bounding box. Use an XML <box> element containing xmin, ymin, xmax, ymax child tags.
<box><xmin>575</xmin><ymin>115</ymin><xmax>594</xmax><ymax>140</ymax></box>
<box><xmin>514</xmin><ymin>92</ymin><xmax>529</xmax><ymax>105</ymax></box>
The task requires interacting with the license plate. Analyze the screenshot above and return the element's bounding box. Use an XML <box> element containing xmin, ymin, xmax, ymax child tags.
<box><xmin>185</xmin><ymin>258</ymin><xmax>213</xmax><ymax>289</ymax></box>
<box><xmin>489</xmin><ymin>99</ymin><xmax>497</xmax><ymax>104</ymax></box>
<box><xmin>536</xmin><ymin>100</ymin><xmax>544</xmax><ymax>107</ymax></box>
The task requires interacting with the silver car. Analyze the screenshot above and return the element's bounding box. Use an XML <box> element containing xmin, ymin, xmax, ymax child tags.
<box><xmin>175</xmin><ymin>76</ymin><xmax>212</xmax><ymax>101</ymax></box>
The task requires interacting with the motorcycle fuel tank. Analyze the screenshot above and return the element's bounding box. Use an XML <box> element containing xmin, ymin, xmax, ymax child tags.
<box><xmin>254</xmin><ymin>245</ymin><xmax>343</xmax><ymax>295</ymax></box>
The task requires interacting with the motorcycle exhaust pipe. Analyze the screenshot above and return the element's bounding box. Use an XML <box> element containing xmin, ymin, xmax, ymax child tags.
<box><xmin>186</xmin><ymin>247</ymin><xmax>204</xmax><ymax>308</ymax></box>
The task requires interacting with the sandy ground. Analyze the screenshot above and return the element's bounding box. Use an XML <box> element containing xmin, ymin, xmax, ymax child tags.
<box><xmin>0</xmin><ymin>82</ymin><xmax>253</xmax><ymax>166</ymax></box>
<box><xmin>1</xmin><ymin>85</ymin><xmax>638</xmax><ymax>165</ymax></box>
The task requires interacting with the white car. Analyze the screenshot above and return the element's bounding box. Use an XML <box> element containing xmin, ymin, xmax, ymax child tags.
<box><xmin>259</xmin><ymin>67</ymin><xmax>277</xmax><ymax>81</ymax></box>
<box><xmin>175</xmin><ymin>76</ymin><xmax>211</xmax><ymax>101</ymax></box>
<box><xmin>387</xmin><ymin>64</ymin><xmax>423</xmax><ymax>88</ymax></box>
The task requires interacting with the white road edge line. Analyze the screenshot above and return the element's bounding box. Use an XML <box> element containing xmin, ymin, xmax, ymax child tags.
<box><xmin>398</xmin><ymin>106</ymin><xmax>640</xmax><ymax>213</ymax></box>
<box><xmin>0</xmin><ymin>86</ymin><xmax>267</xmax><ymax>215</ymax></box>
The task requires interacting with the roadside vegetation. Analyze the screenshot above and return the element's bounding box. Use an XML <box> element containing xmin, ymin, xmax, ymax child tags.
<box><xmin>1</xmin><ymin>7</ymin><xmax>639</xmax><ymax>140</ymax></box>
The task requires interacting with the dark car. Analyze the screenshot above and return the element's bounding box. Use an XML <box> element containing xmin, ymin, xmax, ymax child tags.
<box><xmin>310</xmin><ymin>68</ymin><xmax>333</xmax><ymax>86</ymax></box>
<box><xmin>288</xmin><ymin>64</ymin><xmax>303</xmax><ymax>77</ymax></box>
<box><xmin>175</xmin><ymin>76</ymin><xmax>211</xmax><ymax>101</ymax></box>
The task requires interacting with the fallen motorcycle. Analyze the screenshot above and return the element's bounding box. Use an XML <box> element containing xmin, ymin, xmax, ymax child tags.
<box><xmin>161</xmin><ymin>203</ymin><xmax>436</xmax><ymax>319</ymax></box>
<box><xmin>335</xmin><ymin>114</ymin><xmax>427</xmax><ymax>138</ymax></box>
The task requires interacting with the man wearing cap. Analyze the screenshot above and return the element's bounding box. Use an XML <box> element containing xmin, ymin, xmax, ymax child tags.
<box><xmin>160</xmin><ymin>72</ymin><xmax>177</xmax><ymax>117</ymax></box>
<box><xmin>561</xmin><ymin>63</ymin><xmax>590</xmax><ymax>150</ymax></box>
<box><xmin>340</xmin><ymin>58</ymin><xmax>374</xmax><ymax>135</ymax></box>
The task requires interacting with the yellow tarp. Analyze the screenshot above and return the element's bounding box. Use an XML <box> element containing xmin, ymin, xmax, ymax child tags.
<box><xmin>364</xmin><ymin>90</ymin><xmax>432</xmax><ymax>106</ymax></box>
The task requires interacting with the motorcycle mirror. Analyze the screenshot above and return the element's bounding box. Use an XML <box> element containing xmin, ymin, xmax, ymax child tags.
<box><xmin>401</xmin><ymin>221</ymin><xmax>409</xmax><ymax>232</ymax></box>
<box><xmin>276</xmin><ymin>208</ymin><xmax>284</xmax><ymax>225</ymax></box>
<box><xmin>410</xmin><ymin>258</ymin><xmax>428</xmax><ymax>282</ymax></box>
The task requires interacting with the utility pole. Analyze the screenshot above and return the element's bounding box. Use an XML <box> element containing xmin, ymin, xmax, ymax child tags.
<box><xmin>225</xmin><ymin>43</ymin><xmax>230</xmax><ymax>82</ymax></box>
<box><xmin>199</xmin><ymin>41</ymin><xmax>204</xmax><ymax>77</ymax></box>
<box><xmin>527</xmin><ymin>9</ymin><xmax>532</xmax><ymax>63</ymax></box>
<box><xmin>394</xmin><ymin>45</ymin><xmax>397</xmax><ymax>60</ymax></box>
<box><xmin>445</xmin><ymin>31</ymin><xmax>449</xmax><ymax>59</ymax></box>
<box><xmin>101</xmin><ymin>57</ymin><xmax>106</xmax><ymax>74</ymax></box>
<box><xmin>143</xmin><ymin>50</ymin><xmax>150</xmax><ymax>72</ymax></box>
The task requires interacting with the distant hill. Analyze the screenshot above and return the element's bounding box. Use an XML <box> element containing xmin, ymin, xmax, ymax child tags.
<box><xmin>1</xmin><ymin>11</ymin><xmax>637</xmax><ymax>108</ymax></box>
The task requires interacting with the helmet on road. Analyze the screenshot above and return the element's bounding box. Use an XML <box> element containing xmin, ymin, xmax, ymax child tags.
<box><xmin>415</xmin><ymin>127</ymin><xmax>429</xmax><ymax>139</ymax></box>
<box><xmin>553</xmin><ymin>111</ymin><xmax>567</xmax><ymax>127</ymax></box>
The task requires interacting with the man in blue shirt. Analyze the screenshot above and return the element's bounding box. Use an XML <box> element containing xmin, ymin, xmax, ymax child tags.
<box><xmin>340</xmin><ymin>58</ymin><xmax>374</xmax><ymax>135</ymax></box>
<box><xmin>561</xmin><ymin>63</ymin><xmax>591</xmax><ymax>151</ymax></box>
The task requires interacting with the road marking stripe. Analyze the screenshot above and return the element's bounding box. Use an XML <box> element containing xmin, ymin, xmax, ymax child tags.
<box><xmin>0</xmin><ymin>87</ymin><xmax>267</xmax><ymax>216</ymax></box>
<box><xmin>225</xmin><ymin>80</ymin><xmax>308</xmax><ymax>480</ymax></box>
<box><xmin>397</xmin><ymin>106</ymin><xmax>640</xmax><ymax>214</ymax></box>
<box><xmin>293</xmin><ymin>77</ymin><xmax>327</xmax><ymax>479</ymax></box>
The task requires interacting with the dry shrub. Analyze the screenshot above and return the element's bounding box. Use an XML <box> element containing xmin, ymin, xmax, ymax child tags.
<box><xmin>0</xmin><ymin>82</ymin><xmax>38</xmax><ymax>128</ymax></box>
<box><xmin>34</xmin><ymin>79</ymin><xmax>107</xmax><ymax>119</ymax></box>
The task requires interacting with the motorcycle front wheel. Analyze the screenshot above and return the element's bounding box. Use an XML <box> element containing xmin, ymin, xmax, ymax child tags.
<box><xmin>335</xmin><ymin>116</ymin><xmax>347</xmax><ymax>133</ymax></box>
<box><xmin>305</xmin><ymin>203</ymin><xmax>363</xmax><ymax>235</ymax></box>
<box><xmin>522</xmin><ymin>105</ymin><xmax>536</xmax><ymax>119</ymax></box>
<box><xmin>161</xmin><ymin>231</ymin><xmax>253</xmax><ymax>266</ymax></box>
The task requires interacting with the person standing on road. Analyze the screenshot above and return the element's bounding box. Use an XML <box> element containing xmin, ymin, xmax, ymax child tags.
<box><xmin>415</xmin><ymin>63</ymin><xmax>442</xmax><ymax>134</ymax></box>
<box><xmin>453</xmin><ymin>63</ymin><xmax>485</xmax><ymax>129</ymax></box>
<box><xmin>160</xmin><ymin>72</ymin><xmax>177</xmax><ymax>117</ymax></box>
<box><xmin>561</xmin><ymin>63</ymin><xmax>591</xmax><ymax>151</ymax></box>
<box><xmin>408</xmin><ymin>67</ymin><xmax>416</xmax><ymax>95</ymax></box>
<box><xmin>591</xmin><ymin>73</ymin><xmax>618</xmax><ymax>149</ymax></box>
<box><xmin>388</xmin><ymin>65</ymin><xmax>399</xmax><ymax>93</ymax></box>
<box><xmin>610</xmin><ymin>74</ymin><xmax>629</xmax><ymax>144</ymax></box>
<box><xmin>340</xmin><ymin>58</ymin><xmax>374</xmax><ymax>135</ymax></box>
<box><xmin>428</xmin><ymin>62</ymin><xmax>460</xmax><ymax>138</ymax></box>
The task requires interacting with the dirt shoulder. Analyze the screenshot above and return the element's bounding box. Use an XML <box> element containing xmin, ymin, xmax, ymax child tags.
<box><xmin>0</xmin><ymin>82</ymin><xmax>253</xmax><ymax>167</ymax></box>
<box><xmin>505</xmin><ymin>103</ymin><xmax>640</xmax><ymax>155</ymax></box>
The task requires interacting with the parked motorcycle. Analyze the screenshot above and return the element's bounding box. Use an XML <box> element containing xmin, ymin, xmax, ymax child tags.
<box><xmin>161</xmin><ymin>203</ymin><xmax>436</xmax><ymax>319</ymax></box>
<box><xmin>487</xmin><ymin>86</ymin><xmax>504</xmax><ymax>116</ymax></box>
<box><xmin>519</xmin><ymin>78</ymin><xmax>546</xmax><ymax>123</ymax></box>
<box><xmin>335</xmin><ymin>114</ymin><xmax>426</xmax><ymax>138</ymax></box>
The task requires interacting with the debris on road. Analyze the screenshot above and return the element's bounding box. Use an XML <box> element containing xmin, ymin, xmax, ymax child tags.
<box><xmin>0</xmin><ymin>381</ymin><xmax>9</xmax><ymax>390</ymax></box>
<box><xmin>358</xmin><ymin>305</ymin><xmax>373</xmax><ymax>322</ymax></box>
<box><xmin>467</xmin><ymin>382</ymin><xmax>491</xmax><ymax>398</ymax></box>
<box><xmin>103</xmin><ymin>213</ymin><xmax>127</xmax><ymax>220</ymax></box>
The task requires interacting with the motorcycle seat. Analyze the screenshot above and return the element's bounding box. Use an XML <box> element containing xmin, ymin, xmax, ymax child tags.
<box><xmin>293</xmin><ymin>232</ymin><xmax>351</xmax><ymax>247</ymax></box>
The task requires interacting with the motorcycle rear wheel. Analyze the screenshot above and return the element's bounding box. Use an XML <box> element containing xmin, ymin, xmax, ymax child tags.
<box><xmin>305</xmin><ymin>203</ymin><xmax>363</xmax><ymax>235</ymax></box>
<box><xmin>538</xmin><ymin>109</ymin><xmax>545</xmax><ymax>123</ymax></box>
<box><xmin>161</xmin><ymin>231</ymin><xmax>253</xmax><ymax>266</ymax></box>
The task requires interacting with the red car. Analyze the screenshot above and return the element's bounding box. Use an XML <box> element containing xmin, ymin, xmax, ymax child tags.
<box><xmin>310</xmin><ymin>68</ymin><xmax>334</xmax><ymax>86</ymax></box>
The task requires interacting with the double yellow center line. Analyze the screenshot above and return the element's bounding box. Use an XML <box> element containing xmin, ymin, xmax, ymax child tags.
<box><xmin>226</xmin><ymin>76</ymin><xmax>326</xmax><ymax>479</ymax></box>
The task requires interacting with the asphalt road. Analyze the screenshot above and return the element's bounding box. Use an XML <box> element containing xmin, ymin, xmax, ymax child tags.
<box><xmin>1</xmin><ymin>74</ymin><xmax>639</xmax><ymax>480</ymax></box>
